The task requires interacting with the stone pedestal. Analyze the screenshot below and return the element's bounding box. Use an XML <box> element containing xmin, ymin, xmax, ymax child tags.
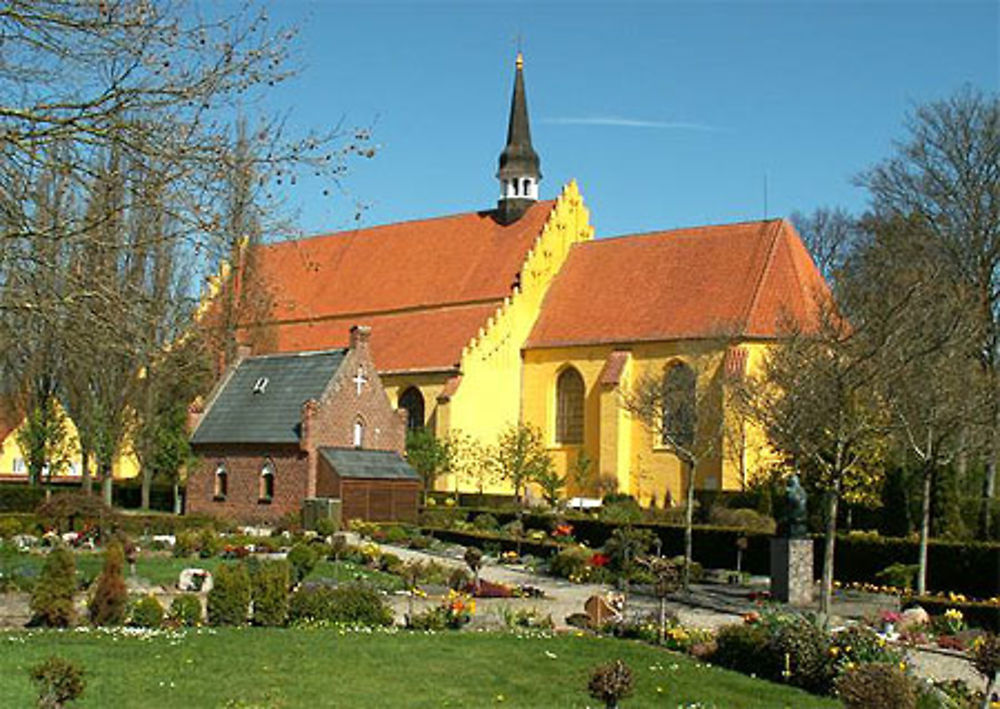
<box><xmin>770</xmin><ymin>537</ymin><xmax>813</xmax><ymax>607</ymax></box>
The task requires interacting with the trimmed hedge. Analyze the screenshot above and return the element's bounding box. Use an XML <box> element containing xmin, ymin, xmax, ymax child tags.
<box><xmin>904</xmin><ymin>595</ymin><xmax>1000</xmax><ymax>633</ymax></box>
<box><xmin>0</xmin><ymin>485</ymin><xmax>49</xmax><ymax>513</ymax></box>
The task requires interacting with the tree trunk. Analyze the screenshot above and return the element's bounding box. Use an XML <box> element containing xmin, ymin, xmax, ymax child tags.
<box><xmin>658</xmin><ymin>596</ymin><xmax>666</xmax><ymax>645</ymax></box>
<box><xmin>683</xmin><ymin>459</ymin><xmax>696</xmax><ymax>593</ymax></box>
<box><xmin>982</xmin><ymin>455</ymin><xmax>996</xmax><ymax>540</ymax></box>
<box><xmin>173</xmin><ymin>481</ymin><xmax>182</xmax><ymax>515</ymax></box>
<box><xmin>101</xmin><ymin>465</ymin><xmax>113</xmax><ymax>506</ymax></box>
<box><xmin>81</xmin><ymin>449</ymin><xmax>92</xmax><ymax>494</ymax></box>
<box><xmin>141</xmin><ymin>468</ymin><xmax>152</xmax><ymax>511</ymax></box>
<box><xmin>917</xmin><ymin>465</ymin><xmax>933</xmax><ymax>595</ymax></box>
<box><xmin>819</xmin><ymin>480</ymin><xmax>841</xmax><ymax>624</ymax></box>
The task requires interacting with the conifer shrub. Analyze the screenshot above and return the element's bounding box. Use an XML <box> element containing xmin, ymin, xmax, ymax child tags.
<box><xmin>287</xmin><ymin>543</ymin><xmax>319</xmax><ymax>584</ymax></box>
<box><xmin>835</xmin><ymin>663</ymin><xmax>916</xmax><ymax>709</ymax></box>
<box><xmin>29</xmin><ymin>547</ymin><xmax>77</xmax><ymax>628</ymax></box>
<box><xmin>287</xmin><ymin>583</ymin><xmax>393</xmax><ymax>626</ymax></box>
<box><xmin>207</xmin><ymin>562</ymin><xmax>251</xmax><ymax>626</ymax></box>
<box><xmin>168</xmin><ymin>594</ymin><xmax>203</xmax><ymax>627</ymax></box>
<box><xmin>251</xmin><ymin>559</ymin><xmax>290</xmax><ymax>626</ymax></box>
<box><xmin>710</xmin><ymin>623</ymin><xmax>771</xmax><ymax>676</ymax></box>
<box><xmin>767</xmin><ymin>617</ymin><xmax>834</xmax><ymax>694</ymax></box>
<box><xmin>198</xmin><ymin>528</ymin><xmax>222</xmax><ymax>559</ymax></box>
<box><xmin>29</xmin><ymin>656</ymin><xmax>85</xmax><ymax>709</ymax></box>
<box><xmin>129</xmin><ymin>595</ymin><xmax>164</xmax><ymax>628</ymax></box>
<box><xmin>88</xmin><ymin>541</ymin><xmax>128</xmax><ymax>626</ymax></box>
<box><xmin>173</xmin><ymin>530</ymin><xmax>200</xmax><ymax>558</ymax></box>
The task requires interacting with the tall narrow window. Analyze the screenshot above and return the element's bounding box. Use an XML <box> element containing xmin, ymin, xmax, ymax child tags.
<box><xmin>556</xmin><ymin>367</ymin><xmax>585</xmax><ymax>444</ymax></box>
<box><xmin>353</xmin><ymin>418</ymin><xmax>365</xmax><ymax>448</ymax></box>
<box><xmin>214</xmin><ymin>462</ymin><xmax>228</xmax><ymax>500</ymax></box>
<box><xmin>661</xmin><ymin>363</ymin><xmax>696</xmax><ymax>448</ymax></box>
<box><xmin>259</xmin><ymin>461</ymin><xmax>274</xmax><ymax>502</ymax></box>
<box><xmin>398</xmin><ymin>387</ymin><xmax>425</xmax><ymax>431</ymax></box>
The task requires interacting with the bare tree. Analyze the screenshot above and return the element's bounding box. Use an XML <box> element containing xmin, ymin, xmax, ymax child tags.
<box><xmin>790</xmin><ymin>207</ymin><xmax>865</xmax><ymax>285</ymax></box>
<box><xmin>859</xmin><ymin>87</ymin><xmax>1000</xmax><ymax>537</ymax></box>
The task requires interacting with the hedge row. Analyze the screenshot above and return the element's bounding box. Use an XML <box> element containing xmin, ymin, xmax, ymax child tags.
<box><xmin>0</xmin><ymin>485</ymin><xmax>48</xmax><ymax>512</ymax></box>
<box><xmin>904</xmin><ymin>595</ymin><xmax>1000</xmax><ymax>633</ymax></box>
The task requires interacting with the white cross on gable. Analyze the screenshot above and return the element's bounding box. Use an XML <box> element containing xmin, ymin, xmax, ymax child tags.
<box><xmin>353</xmin><ymin>366</ymin><xmax>367</xmax><ymax>396</ymax></box>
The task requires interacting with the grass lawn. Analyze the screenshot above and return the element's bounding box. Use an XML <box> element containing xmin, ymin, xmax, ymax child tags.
<box><xmin>0</xmin><ymin>627</ymin><xmax>837</xmax><ymax>708</ymax></box>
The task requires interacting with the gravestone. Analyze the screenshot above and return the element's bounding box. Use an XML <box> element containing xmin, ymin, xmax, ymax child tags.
<box><xmin>770</xmin><ymin>473</ymin><xmax>813</xmax><ymax>606</ymax></box>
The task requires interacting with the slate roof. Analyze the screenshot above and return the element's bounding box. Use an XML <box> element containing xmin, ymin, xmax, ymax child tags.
<box><xmin>526</xmin><ymin>219</ymin><xmax>829</xmax><ymax>348</ymax></box>
<box><xmin>245</xmin><ymin>201</ymin><xmax>555</xmax><ymax>371</ymax></box>
<box><xmin>191</xmin><ymin>349</ymin><xmax>346</xmax><ymax>445</ymax></box>
<box><xmin>319</xmin><ymin>447</ymin><xmax>419</xmax><ymax>481</ymax></box>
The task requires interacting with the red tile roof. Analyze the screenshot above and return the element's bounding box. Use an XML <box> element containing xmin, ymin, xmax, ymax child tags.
<box><xmin>525</xmin><ymin>219</ymin><xmax>829</xmax><ymax>348</ymax></box>
<box><xmin>244</xmin><ymin>202</ymin><xmax>556</xmax><ymax>371</ymax></box>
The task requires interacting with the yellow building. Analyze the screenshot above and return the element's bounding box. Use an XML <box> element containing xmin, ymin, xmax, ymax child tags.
<box><xmin>208</xmin><ymin>54</ymin><xmax>827</xmax><ymax>504</ymax></box>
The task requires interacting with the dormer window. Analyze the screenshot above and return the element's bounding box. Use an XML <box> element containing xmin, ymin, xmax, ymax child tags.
<box><xmin>252</xmin><ymin>377</ymin><xmax>269</xmax><ymax>394</ymax></box>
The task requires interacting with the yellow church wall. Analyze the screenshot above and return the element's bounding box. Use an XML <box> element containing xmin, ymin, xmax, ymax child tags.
<box><xmin>523</xmin><ymin>339</ymin><xmax>775</xmax><ymax>506</ymax></box>
<box><xmin>0</xmin><ymin>406</ymin><xmax>141</xmax><ymax>481</ymax></box>
<box><xmin>381</xmin><ymin>374</ymin><xmax>451</xmax><ymax>435</ymax></box>
<box><xmin>444</xmin><ymin>181</ymin><xmax>594</xmax><ymax>493</ymax></box>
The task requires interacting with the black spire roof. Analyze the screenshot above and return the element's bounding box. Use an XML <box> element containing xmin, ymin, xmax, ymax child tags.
<box><xmin>497</xmin><ymin>53</ymin><xmax>541</xmax><ymax>182</ymax></box>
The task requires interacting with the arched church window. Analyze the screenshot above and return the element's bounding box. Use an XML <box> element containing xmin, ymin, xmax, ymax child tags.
<box><xmin>353</xmin><ymin>417</ymin><xmax>365</xmax><ymax>448</ymax></box>
<box><xmin>259</xmin><ymin>461</ymin><xmax>275</xmax><ymax>502</ymax></box>
<box><xmin>214</xmin><ymin>462</ymin><xmax>228</xmax><ymax>500</ymax></box>
<box><xmin>398</xmin><ymin>387</ymin><xmax>425</xmax><ymax>431</ymax></box>
<box><xmin>556</xmin><ymin>367</ymin><xmax>585</xmax><ymax>444</ymax></box>
<box><xmin>661</xmin><ymin>363</ymin><xmax>696</xmax><ymax>449</ymax></box>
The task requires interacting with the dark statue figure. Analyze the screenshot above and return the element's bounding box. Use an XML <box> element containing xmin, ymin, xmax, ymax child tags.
<box><xmin>783</xmin><ymin>473</ymin><xmax>808</xmax><ymax>539</ymax></box>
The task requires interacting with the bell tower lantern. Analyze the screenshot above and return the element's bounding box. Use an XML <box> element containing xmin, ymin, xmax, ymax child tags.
<box><xmin>496</xmin><ymin>52</ymin><xmax>541</xmax><ymax>225</ymax></box>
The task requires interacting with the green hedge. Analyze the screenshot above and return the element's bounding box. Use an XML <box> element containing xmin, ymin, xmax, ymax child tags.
<box><xmin>0</xmin><ymin>485</ymin><xmax>49</xmax><ymax>512</ymax></box>
<box><xmin>904</xmin><ymin>595</ymin><xmax>1000</xmax><ymax>633</ymax></box>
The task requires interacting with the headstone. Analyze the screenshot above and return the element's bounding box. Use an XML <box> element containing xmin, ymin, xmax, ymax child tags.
<box><xmin>770</xmin><ymin>537</ymin><xmax>813</xmax><ymax>606</ymax></box>
<box><xmin>898</xmin><ymin>606</ymin><xmax>930</xmax><ymax>631</ymax></box>
<box><xmin>584</xmin><ymin>593</ymin><xmax>623</xmax><ymax>627</ymax></box>
<box><xmin>178</xmin><ymin>568</ymin><xmax>213</xmax><ymax>593</ymax></box>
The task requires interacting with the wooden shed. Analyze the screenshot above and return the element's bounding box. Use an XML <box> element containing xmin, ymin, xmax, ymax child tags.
<box><xmin>317</xmin><ymin>447</ymin><xmax>420</xmax><ymax>523</ymax></box>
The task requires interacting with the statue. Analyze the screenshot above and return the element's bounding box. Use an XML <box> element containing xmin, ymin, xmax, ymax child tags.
<box><xmin>784</xmin><ymin>473</ymin><xmax>808</xmax><ymax>539</ymax></box>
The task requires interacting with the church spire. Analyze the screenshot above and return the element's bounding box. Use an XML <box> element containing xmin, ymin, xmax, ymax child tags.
<box><xmin>496</xmin><ymin>51</ymin><xmax>541</xmax><ymax>225</ymax></box>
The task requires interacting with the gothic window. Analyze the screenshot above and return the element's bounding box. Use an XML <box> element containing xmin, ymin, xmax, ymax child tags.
<box><xmin>353</xmin><ymin>417</ymin><xmax>365</xmax><ymax>448</ymax></box>
<box><xmin>259</xmin><ymin>461</ymin><xmax>274</xmax><ymax>502</ymax></box>
<box><xmin>214</xmin><ymin>462</ymin><xmax>228</xmax><ymax>500</ymax></box>
<box><xmin>555</xmin><ymin>367</ymin><xmax>585</xmax><ymax>444</ymax></box>
<box><xmin>661</xmin><ymin>363</ymin><xmax>696</xmax><ymax>449</ymax></box>
<box><xmin>398</xmin><ymin>387</ymin><xmax>425</xmax><ymax>431</ymax></box>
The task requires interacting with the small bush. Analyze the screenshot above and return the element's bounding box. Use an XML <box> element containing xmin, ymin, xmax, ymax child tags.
<box><xmin>198</xmin><ymin>528</ymin><xmax>222</xmax><ymax>559</ymax></box>
<box><xmin>472</xmin><ymin>513</ymin><xmax>500</xmax><ymax>532</ymax></box>
<box><xmin>830</xmin><ymin>624</ymin><xmax>904</xmax><ymax>669</ymax></box>
<box><xmin>835</xmin><ymin>663</ymin><xmax>916</xmax><ymax>709</ymax></box>
<box><xmin>287</xmin><ymin>583</ymin><xmax>393</xmax><ymax>627</ymax></box>
<box><xmin>287</xmin><ymin>543</ymin><xmax>319</xmax><ymax>585</ymax></box>
<box><xmin>173</xmin><ymin>530</ymin><xmax>200</xmax><ymax>558</ymax></box>
<box><xmin>600</xmin><ymin>499</ymin><xmax>642</xmax><ymax>524</ymax></box>
<box><xmin>874</xmin><ymin>562</ymin><xmax>918</xmax><ymax>590</ymax></box>
<box><xmin>549</xmin><ymin>546</ymin><xmax>595</xmax><ymax>583</ymax></box>
<box><xmin>407</xmin><ymin>605</ymin><xmax>450</xmax><ymax>631</ymax></box>
<box><xmin>250</xmin><ymin>560</ymin><xmax>290</xmax><ymax>627</ymax></box>
<box><xmin>768</xmin><ymin>617</ymin><xmax>833</xmax><ymax>694</ymax></box>
<box><xmin>207</xmin><ymin>563</ymin><xmax>251</xmax><ymax>626</ymax></box>
<box><xmin>168</xmin><ymin>594</ymin><xmax>203</xmax><ymax>627</ymax></box>
<box><xmin>129</xmin><ymin>595</ymin><xmax>164</xmax><ymax>628</ymax></box>
<box><xmin>88</xmin><ymin>542</ymin><xmax>128</xmax><ymax>626</ymax></box>
<box><xmin>711</xmin><ymin>623</ymin><xmax>771</xmax><ymax>676</ymax></box>
<box><xmin>29</xmin><ymin>656</ymin><xmax>85</xmax><ymax>709</ymax></box>
<box><xmin>35</xmin><ymin>492</ymin><xmax>115</xmax><ymax>535</ymax></box>
<box><xmin>669</xmin><ymin>556</ymin><xmax>703</xmax><ymax>583</ymax></box>
<box><xmin>708</xmin><ymin>507</ymin><xmax>776</xmax><ymax>534</ymax></box>
<box><xmin>29</xmin><ymin>547</ymin><xmax>77</xmax><ymax>628</ymax></box>
<box><xmin>0</xmin><ymin>516</ymin><xmax>22</xmax><ymax>539</ymax></box>
<box><xmin>587</xmin><ymin>659</ymin><xmax>635</xmax><ymax>709</ymax></box>
<box><xmin>972</xmin><ymin>632</ymin><xmax>1000</xmax><ymax>682</ymax></box>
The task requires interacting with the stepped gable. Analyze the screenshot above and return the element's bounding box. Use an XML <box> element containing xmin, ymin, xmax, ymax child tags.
<box><xmin>249</xmin><ymin>201</ymin><xmax>556</xmax><ymax>371</ymax></box>
<box><xmin>526</xmin><ymin>219</ymin><xmax>829</xmax><ymax>348</ymax></box>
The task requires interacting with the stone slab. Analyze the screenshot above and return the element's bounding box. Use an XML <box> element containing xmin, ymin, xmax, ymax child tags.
<box><xmin>770</xmin><ymin>537</ymin><xmax>813</xmax><ymax>606</ymax></box>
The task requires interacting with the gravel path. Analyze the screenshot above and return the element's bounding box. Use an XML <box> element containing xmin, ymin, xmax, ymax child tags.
<box><xmin>380</xmin><ymin>541</ymin><xmax>984</xmax><ymax>690</ymax></box>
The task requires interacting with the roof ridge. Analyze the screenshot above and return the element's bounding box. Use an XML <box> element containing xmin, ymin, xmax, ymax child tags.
<box><xmin>590</xmin><ymin>218</ymin><xmax>786</xmax><ymax>245</ymax></box>
<box><xmin>740</xmin><ymin>220</ymin><xmax>786</xmax><ymax>335</ymax></box>
<box><xmin>258</xmin><ymin>200</ymin><xmax>558</xmax><ymax>249</ymax></box>
<box><xmin>241</xmin><ymin>347</ymin><xmax>349</xmax><ymax>361</ymax></box>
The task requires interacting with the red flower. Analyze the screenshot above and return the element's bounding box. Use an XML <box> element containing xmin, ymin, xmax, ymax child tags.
<box><xmin>588</xmin><ymin>553</ymin><xmax>609</xmax><ymax>567</ymax></box>
<box><xmin>552</xmin><ymin>524</ymin><xmax>574</xmax><ymax>538</ymax></box>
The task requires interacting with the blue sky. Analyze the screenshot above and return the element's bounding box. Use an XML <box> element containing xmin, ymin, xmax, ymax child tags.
<box><xmin>260</xmin><ymin>0</ymin><xmax>999</xmax><ymax>240</ymax></box>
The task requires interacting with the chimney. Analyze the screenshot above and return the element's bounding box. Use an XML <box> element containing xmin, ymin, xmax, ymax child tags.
<box><xmin>235</xmin><ymin>344</ymin><xmax>252</xmax><ymax>363</ymax></box>
<box><xmin>186</xmin><ymin>404</ymin><xmax>204</xmax><ymax>434</ymax></box>
<box><xmin>349</xmin><ymin>325</ymin><xmax>372</xmax><ymax>350</ymax></box>
<box><xmin>300</xmin><ymin>398</ymin><xmax>320</xmax><ymax>453</ymax></box>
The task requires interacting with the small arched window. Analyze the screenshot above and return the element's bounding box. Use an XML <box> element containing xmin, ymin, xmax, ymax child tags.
<box><xmin>214</xmin><ymin>462</ymin><xmax>228</xmax><ymax>500</ymax></box>
<box><xmin>556</xmin><ymin>367</ymin><xmax>585</xmax><ymax>444</ymax></box>
<box><xmin>353</xmin><ymin>417</ymin><xmax>365</xmax><ymax>448</ymax></box>
<box><xmin>661</xmin><ymin>363</ymin><xmax>696</xmax><ymax>448</ymax></box>
<box><xmin>399</xmin><ymin>387</ymin><xmax>425</xmax><ymax>431</ymax></box>
<box><xmin>259</xmin><ymin>461</ymin><xmax>274</xmax><ymax>502</ymax></box>
<box><xmin>522</xmin><ymin>178</ymin><xmax>531</xmax><ymax>196</ymax></box>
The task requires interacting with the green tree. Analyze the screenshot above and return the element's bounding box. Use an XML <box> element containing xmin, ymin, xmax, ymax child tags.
<box><xmin>406</xmin><ymin>429</ymin><xmax>451</xmax><ymax>504</ymax></box>
<box><xmin>489</xmin><ymin>423</ymin><xmax>554</xmax><ymax>504</ymax></box>
<box><xmin>89</xmin><ymin>541</ymin><xmax>128</xmax><ymax>626</ymax></box>
<box><xmin>29</xmin><ymin>547</ymin><xmax>77</xmax><ymax>628</ymax></box>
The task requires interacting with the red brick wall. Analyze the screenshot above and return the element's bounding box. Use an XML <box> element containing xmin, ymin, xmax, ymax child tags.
<box><xmin>187</xmin><ymin>444</ymin><xmax>308</xmax><ymax>523</ymax></box>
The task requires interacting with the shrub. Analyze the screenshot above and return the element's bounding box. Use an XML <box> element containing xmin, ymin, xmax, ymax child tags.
<box><xmin>207</xmin><ymin>563</ymin><xmax>251</xmax><ymax>626</ymax></box>
<box><xmin>29</xmin><ymin>656</ymin><xmax>85</xmax><ymax>709</ymax></box>
<box><xmin>198</xmin><ymin>528</ymin><xmax>222</xmax><ymax>559</ymax></box>
<box><xmin>173</xmin><ymin>530</ymin><xmax>200</xmax><ymax>558</ymax></box>
<box><xmin>314</xmin><ymin>517</ymin><xmax>337</xmax><ymax>537</ymax></box>
<box><xmin>251</xmin><ymin>560</ymin><xmax>290</xmax><ymax>627</ymax></box>
<box><xmin>0</xmin><ymin>484</ymin><xmax>47</xmax><ymax>513</ymax></box>
<box><xmin>835</xmin><ymin>663</ymin><xmax>916</xmax><ymax>709</ymax></box>
<box><xmin>549</xmin><ymin>546</ymin><xmax>595</xmax><ymax>583</ymax></box>
<box><xmin>129</xmin><ymin>595</ymin><xmax>164</xmax><ymax>628</ymax></box>
<box><xmin>874</xmin><ymin>562</ymin><xmax>918</xmax><ymax>590</ymax></box>
<box><xmin>29</xmin><ymin>547</ymin><xmax>77</xmax><ymax>628</ymax></box>
<box><xmin>603</xmin><ymin>527</ymin><xmax>655</xmax><ymax>576</ymax></box>
<box><xmin>287</xmin><ymin>583</ymin><xmax>393</xmax><ymax>627</ymax></box>
<box><xmin>0</xmin><ymin>516</ymin><xmax>22</xmax><ymax>539</ymax></box>
<box><xmin>587</xmin><ymin>659</ymin><xmax>635</xmax><ymax>709</ymax></box>
<box><xmin>708</xmin><ymin>506</ymin><xmax>777</xmax><ymax>534</ymax></box>
<box><xmin>287</xmin><ymin>543</ymin><xmax>319</xmax><ymax>585</ymax></box>
<box><xmin>972</xmin><ymin>633</ymin><xmax>1000</xmax><ymax>684</ymax></box>
<box><xmin>35</xmin><ymin>493</ymin><xmax>115</xmax><ymax>535</ymax></box>
<box><xmin>407</xmin><ymin>605</ymin><xmax>450</xmax><ymax>631</ymax></box>
<box><xmin>768</xmin><ymin>617</ymin><xmax>833</xmax><ymax>694</ymax></box>
<box><xmin>669</xmin><ymin>556</ymin><xmax>703</xmax><ymax>583</ymax></box>
<box><xmin>830</xmin><ymin>624</ymin><xmax>905</xmax><ymax>670</ymax></box>
<box><xmin>600</xmin><ymin>499</ymin><xmax>642</xmax><ymax>524</ymax></box>
<box><xmin>711</xmin><ymin>623</ymin><xmax>771</xmax><ymax>675</ymax></box>
<box><xmin>447</xmin><ymin>567</ymin><xmax>471</xmax><ymax>590</ymax></box>
<box><xmin>88</xmin><ymin>542</ymin><xmax>128</xmax><ymax>626</ymax></box>
<box><xmin>168</xmin><ymin>594</ymin><xmax>203</xmax><ymax>627</ymax></box>
<box><xmin>407</xmin><ymin>590</ymin><xmax>473</xmax><ymax>630</ymax></box>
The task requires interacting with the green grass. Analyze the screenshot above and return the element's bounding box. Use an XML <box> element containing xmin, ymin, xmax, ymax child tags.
<box><xmin>0</xmin><ymin>627</ymin><xmax>837</xmax><ymax>708</ymax></box>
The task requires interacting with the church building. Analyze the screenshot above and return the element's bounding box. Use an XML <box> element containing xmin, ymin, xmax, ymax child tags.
<box><xmin>212</xmin><ymin>53</ymin><xmax>828</xmax><ymax>506</ymax></box>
